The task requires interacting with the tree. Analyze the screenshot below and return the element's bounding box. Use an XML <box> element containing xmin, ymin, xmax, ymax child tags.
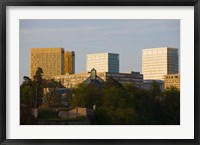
<box><xmin>105</xmin><ymin>76</ymin><xmax>123</xmax><ymax>88</ymax></box>
<box><xmin>20</xmin><ymin>76</ymin><xmax>35</xmax><ymax>107</ymax></box>
<box><xmin>20</xmin><ymin>76</ymin><xmax>36</xmax><ymax>124</ymax></box>
<box><xmin>93</xmin><ymin>107</ymin><xmax>111</xmax><ymax>125</ymax></box>
<box><xmin>72</xmin><ymin>83</ymin><xmax>103</xmax><ymax>109</ymax></box>
<box><xmin>161</xmin><ymin>86</ymin><xmax>180</xmax><ymax>124</ymax></box>
<box><xmin>150</xmin><ymin>80</ymin><xmax>161</xmax><ymax>96</ymax></box>
<box><xmin>20</xmin><ymin>82</ymin><xmax>32</xmax><ymax>105</ymax></box>
<box><xmin>71</xmin><ymin>77</ymin><xmax>180</xmax><ymax>125</ymax></box>
<box><xmin>32</xmin><ymin>67</ymin><xmax>44</xmax><ymax>108</ymax></box>
<box><xmin>43</xmin><ymin>79</ymin><xmax>63</xmax><ymax>109</ymax></box>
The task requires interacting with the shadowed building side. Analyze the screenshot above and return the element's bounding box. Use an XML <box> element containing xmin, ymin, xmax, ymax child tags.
<box><xmin>64</xmin><ymin>51</ymin><xmax>75</xmax><ymax>74</ymax></box>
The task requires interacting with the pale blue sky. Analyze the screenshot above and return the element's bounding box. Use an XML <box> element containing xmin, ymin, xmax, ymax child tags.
<box><xmin>20</xmin><ymin>19</ymin><xmax>180</xmax><ymax>84</ymax></box>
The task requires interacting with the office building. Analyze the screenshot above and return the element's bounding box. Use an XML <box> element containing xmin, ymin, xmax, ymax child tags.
<box><xmin>30</xmin><ymin>48</ymin><xmax>75</xmax><ymax>79</ymax></box>
<box><xmin>164</xmin><ymin>74</ymin><xmax>180</xmax><ymax>90</ymax></box>
<box><xmin>98</xmin><ymin>71</ymin><xmax>143</xmax><ymax>88</ymax></box>
<box><xmin>64</xmin><ymin>51</ymin><xmax>75</xmax><ymax>74</ymax></box>
<box><xmin>87</xmin><ymin>53</ymin><xmax>119</xmax><ymax>73</ymax></box>
<box><xmin>142</xmin><ymin>47</ymin><xmax>178</xmax><ymax>80</ymax></box>
<box><xmin>53</xmin><ymin>69</ymin><xmax>143</xmax><ymax>88</ymax></box>
<box><xmin>143</xmin><ymin>80</ymin><xmax>164</xmax><ymax>92</ymax></box>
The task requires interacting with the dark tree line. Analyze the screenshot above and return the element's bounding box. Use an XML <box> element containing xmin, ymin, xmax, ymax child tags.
<box><xmin>72</xmin><ymin>79</ymin><xmax>180</xmax><ymax>125</ymax></box>
<box><xmin>20</xmin><ymin>67</ymin><xmax>65</xmax><ymax>124</ymax></box>
<box><xmin>20</xmin><ymin>67</ymin><xmax>44</xmax><ymax>108</ymax></box>
<box><xmin>20</xmin><ymin>67</ymin><xmax>65</xmax><ymax>108</ymax></box>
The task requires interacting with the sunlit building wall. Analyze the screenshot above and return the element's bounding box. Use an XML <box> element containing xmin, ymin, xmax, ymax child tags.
<box><xmin>53</xmin><ymin>71</ymin><xmax>143</xmax><ymax>88</ymax></box>
<box><xmin>30</xmin><ymin>48</ymin><xmax>65</xmax><ymax>79</ymax></box>
<box><xmin>142</xmin><ymin>47</ymin><xmax>178</xmax><ymax>80</ymax></box>
<box><xmin>64</xmin><ymin>51</ymin><xmax>75</xmax><ymax>74</ymax></box>
<box><xmin>30</xmin><ymin>48</ymin><xmax>75</xmax><ymax>79</ymax></box>
<box><xmin>164</xmin><ymin>74</ymin><xmax>180</xmax><ymax>90</ymax></box>
<box><xmin>87</xmin><ymin>53</ymin><xmax>119</xmax><ymax>73</ymax></box>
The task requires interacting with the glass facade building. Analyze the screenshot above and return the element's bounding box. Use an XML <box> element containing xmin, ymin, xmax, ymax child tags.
<box><xmin>30</xmin><ymin>48</ymin><xmax>75</xmax><ymax>79</ymax></box>
<box><xmin>142</xmin><ymin>47</ymin><xmax>178</xmax><ymax>80</ymax></box>
<box><xmin>64</xmin><ymin>51</ymin><xmax>75</xmax><ymax>74</ymax></box>
<box><xmin>87</xmin><ymin>53</ymin><xmax>119</xmax><ymax>73</ymax></box>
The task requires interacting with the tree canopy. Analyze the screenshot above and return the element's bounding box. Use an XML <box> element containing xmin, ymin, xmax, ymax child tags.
<box><xmin>72</xmin><ymin>78</ymin><xmax>180</xmax><ymax>125</ymax></box>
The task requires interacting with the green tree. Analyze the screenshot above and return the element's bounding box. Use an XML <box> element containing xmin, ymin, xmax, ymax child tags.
<box><xmin>43</xmin><ymin>79</ymin><xmax>63</xmax><ymax>109</ymax></box>
<box><xmin>162</xmin><ymin>86</ymin><xmax>180</xmax><ymax>124</ymax></box>
<box><xmin>71</xmin><ymin>77</ymin><xmax>180</xmax><ymax>125</ymax></box>
<box><xmin>105</xmin><ymin>76</ymin><xmax>123</xmax><ymax>88</ymax></box>
<box><xmin>150</xmin><ymin>80</ymin><xmax>161</xmax><ymax>97</ymax></box>
<box><xmin>72</xmin><ymin>83</ymin><xmax>103</xmax><ymax>109</ymax></box>
<box><xmin>93</xmin><ymin>107</ymin><xmax>111</xmax><ymax>125</ymax></box>
<box><xmin>32</xmin><ymin>67</ymin><xmax>44</xmax><ymax>108</ymax></box>
<box><xmin>20</xmin><ymin>76</ymin><xmax>34</xmax><ymax>107</ymax></box>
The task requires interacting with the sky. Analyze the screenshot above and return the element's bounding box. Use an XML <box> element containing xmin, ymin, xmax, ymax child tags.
<box><xmin>19</xmin><ymin>19</ymin><xmax>180</xmax><ymax>84</ymax></box>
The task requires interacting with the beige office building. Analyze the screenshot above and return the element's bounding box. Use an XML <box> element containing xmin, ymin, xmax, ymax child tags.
<box><xmin>53</xmin><ymin>71</ymin><xmax>143</xmax><ymax>88</ymax></box>
<box><xmin>30</xmin><ymin>48</ymin><xmax>75</xmax><ymax>79</ymax></box>
<box><xmin>164</xmin><ymin>74</ymin><xmax>180</xmax><ymax>90</ymax></box>
<box><xmin>142</xmin><ymin>47</ymin><xmax>178</xmax><ymax>80</ymax></box>
<box><xmin>87</xmin><ymin>53</ymin><xmax>119</xmax><ymax>73</ymax></box>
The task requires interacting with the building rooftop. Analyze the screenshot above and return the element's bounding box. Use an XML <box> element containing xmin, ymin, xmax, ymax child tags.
<box><xmin>142</xmin><ymin>47</ymin><xmax>178</xmax><ymax>50</ymax></box>
<box><xmin>87</xmin><ymin>52</ymin><xmax>119</xmax><ymax>55</ymax></box>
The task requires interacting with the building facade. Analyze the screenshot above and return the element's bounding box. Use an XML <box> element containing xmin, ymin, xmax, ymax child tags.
<box><xmin>87</xmin><ymin>53</ymin><xmax>119</xmax><ymax>73</ymax></box>
<box><xmin>53</xmin><ymin>70</ymin><xmax>143</xmax><ymax>88</ymax></box>
<box><xmin>64</xmin><ymin>51</ymin><xmax>75</xmax><ymax>74</ymax></box>
<box><xmin>30</xmin><ymin>48</ymin><xmax>75</xmax><ymax>79</ymax></box>
<box><xmin>164</xmin><ymin>74</ymin><xmax>180</xmax><ymax>90</ymax></box>
<box><xmin>142</xmin><ymin>47</ymin><xmax>178</xmax><ymax>80</ymax></box>
<box><xmin>143</xmin><ymin>80</ymin><xmax>164</xmax><ymax>92</ymax></box>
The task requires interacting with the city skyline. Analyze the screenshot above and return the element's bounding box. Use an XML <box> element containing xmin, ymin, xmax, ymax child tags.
<box><xmin>20</xmin><ymin>19</ymin><xmax>180</xmax><ymax>84</ymax></box>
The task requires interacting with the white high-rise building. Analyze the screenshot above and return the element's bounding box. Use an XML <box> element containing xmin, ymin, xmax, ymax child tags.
<box><xmin>87</xmin><ymin>53</ymin><xmax>119</xmax><ymax>73</ymax></box>
<box><xmin>142</xmin><ymin>47</ymin><xmax>178</xmax><ymax>80</ymax></box>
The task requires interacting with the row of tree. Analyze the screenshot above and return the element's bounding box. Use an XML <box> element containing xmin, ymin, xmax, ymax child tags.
<box><xmin>72</xmin><ymin>77</ymin><xmax>180</xmax><ymax>125</ymax></box>
<box><xmin>20</xmin><ymin>68</ymin><xmax>180</xmax><ymax>125</ymax></box>
<box><xmin>20</xmin><ymin>68</ymin><xmax>66</xmax><ymax>124</ymax></box>
<box><xmin>20</xmin><ymin>67</ymin><xmax>64</xmax><ymax>108</ymax></box>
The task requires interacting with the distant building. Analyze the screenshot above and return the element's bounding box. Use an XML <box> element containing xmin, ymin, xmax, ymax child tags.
<box><xmin>53</xmin><ymin>69</ymin><xmax>143</xmax><ymax>88</ymax></box>
<box><xmin>43</xmin><ymin>87</ymin><xmax>72</xmax><ymax>108</ymax></box>
<box><xmin>164</xmin><ymin>74</ymin><xmax>180</xmax><ymax>90</ymax></box>
<box><xmin>98</xmin><ymin>71</ymin><xmax>143</xmax><ymax>88</ymax></box>
<box><xmin>64</xmin><ymin>51</ymin><xmax>75</xmax><ymax>74</ymax></box>
<box><xmin>143</xmin><ymin>80</ymin><xmax>164</xmax><ymax>92</ymax></box>
<box><xmin>142</xmin><ymin>47</ymin><xmax>178</xmax><ymax>80</ymax></box>
<box><xmin>83</xmin><ymin>68</ymin><xmax>104</xmax><ymax>87</ymax></box>
<box><xmin>30</xmin><ymin>48</ymin><xmax>75</xmax><ymax>79</ymax></box>
<box><xmin>53</xmin><ymin>72</ymin><xmax>90</xmax><ymax>88</ymax></box>
<box><xmin>87</xmin><ymin>53</ymin><xmax>119</xmax><ymax>73</ymax></box>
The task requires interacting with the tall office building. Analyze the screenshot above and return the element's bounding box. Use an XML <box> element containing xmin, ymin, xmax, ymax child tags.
<box><xmin>142</xmin><ymin>47</ymin><xmax>178</xmax><ymax>80</ymax></box>
<box><xmin>87</xmin><ymin>53</ymin><xmax>119</xmax><ymax>73</ymax></box>
<box><xmin>30</xmin><ymin>48</ymin><xmax>75</xmax><ymax>79</ymax></box>
<box><xmin>64</xmin><ymin>51</ymin><xmax>75</xmax><ymax>74</ymax></box>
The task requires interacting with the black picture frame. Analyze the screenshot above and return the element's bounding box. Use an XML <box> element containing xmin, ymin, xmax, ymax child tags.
<box><xmin>0</xmin><ymin>0</ymin><xmax>200</xmax><ymax>145</ymax></box>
